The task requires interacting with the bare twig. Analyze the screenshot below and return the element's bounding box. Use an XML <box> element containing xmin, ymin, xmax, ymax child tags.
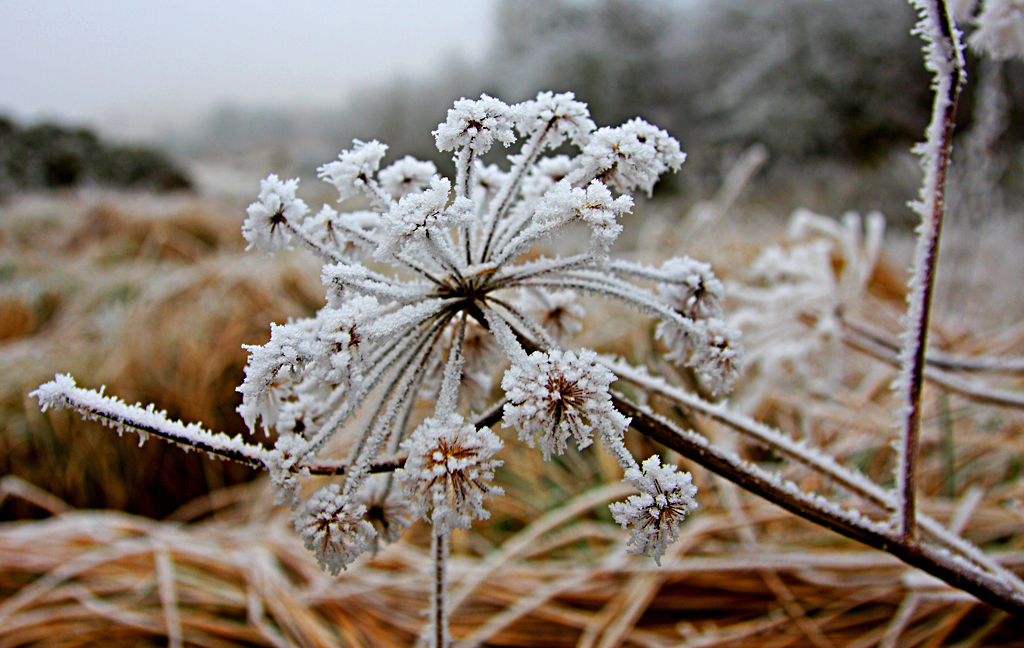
<box><xmin>896</xmin><ymin>0</ymin><xmax>966</xmax><ymax>543</ymax></box>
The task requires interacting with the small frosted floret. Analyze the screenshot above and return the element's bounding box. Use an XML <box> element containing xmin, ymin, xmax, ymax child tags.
<box><xmin>657</xmin><ymin>316</ymin><xmax>743</xmax><ymax>397</ymax></box>
<box><xmin>502</xmin><ymin>349</ymin><xmax>628</xmax><ymax>460</ymax></box>
<box><xmin>577</xmin><ymin>119</ymin><xmax>686</xmax><ymax>196</ymax></box>
<box><xmin>318</xmin><ymin>139</ymin><xmax>389</xmax><ymax>202</ymax></box>
<box><xmin>522</xmin><ymin>289</ymin><xmax>586</xmax><ymax>343</ymax></box>
<box><xmin>658</xmin><ymin>257</ymin><xmax>726</xmax><ymax>320</ymax></box>
<box><xmin>376</xmin><ymin>176</ymin><xmax>471</xmax><ymax>259</ymax></box>
<box><xmin>522</xmin><ymin>155</ymin><xmax>574</xmax><ymax>199</ymax></box>
<box><xmin>610</xmin><ymin>455</ymin><xmax>698</xmax><ymax>565</ymax></box>
<box><xmin>515</xmin><ymin>91</ymin><xmax>596</xmax><ymax>148</ymax></box>
<box><xmin>378</xmin><ymin>155</ymin><xmax>438</xmax><ymax>199</ymax></box>
<box><xmin>433</xmin><ymin>94</ymin><xmax>516</xmax><ymax>155</ymax></box>
<box><xmin>243</xmin><ymin>175</ymin><xmax>309</xmax><ymax>253</ymax></box>
<box><xmin>534</xmin><ymin>180</ymin><xmax>632</xmax><ymax>253</ymax></box>
<box><xmin>970</xmin><ymin>0</ymin><xmax>1024</xmax><ymax>60</ymax></box>
<box><xmin>296</xmin><ymin>484</ymin><xmax>376</xmax><ymax>574</ymax></box>
<box><xmin>396</xmin><ymin>413</ymin><xmax>505</xmax><ymax>533</ymax></box>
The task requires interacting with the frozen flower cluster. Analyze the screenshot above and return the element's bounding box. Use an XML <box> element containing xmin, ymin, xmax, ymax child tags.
<box><xmin>32</xmin><ymin>91</ymin><xmax>742</xmax><ymax>642</ymax></box>
<box><xmin>610</xmin><ymin>455</ymin><xmax>699</xmax><ymax>565</ymax></box>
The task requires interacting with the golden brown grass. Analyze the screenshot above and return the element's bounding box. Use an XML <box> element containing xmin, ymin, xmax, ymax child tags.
<box><xmin>1</xmin><ymin>191</ymin><xmax>1022</xmax><ymax>646</ymax></box>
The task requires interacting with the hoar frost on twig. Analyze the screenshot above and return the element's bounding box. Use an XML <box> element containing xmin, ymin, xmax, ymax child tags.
<box><xmin>33</xmin><ymin>91</ymin><xmax>743</xmax><ymax>646</ymax></box>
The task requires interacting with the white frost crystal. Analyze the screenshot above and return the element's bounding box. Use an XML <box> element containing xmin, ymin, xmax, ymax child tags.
<box><xmin>610</xmin><ymin>455</ymin><xmax>698</xmax><ymax>565</ymax></box>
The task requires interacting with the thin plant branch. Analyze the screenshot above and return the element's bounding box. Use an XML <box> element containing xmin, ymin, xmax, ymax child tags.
<box><xmin>896</xmin><ymin>0</ymin><xmax>966</xmax><ymax>543</ymax></box>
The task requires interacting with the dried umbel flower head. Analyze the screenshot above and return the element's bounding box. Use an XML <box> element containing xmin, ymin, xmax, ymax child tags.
<box><xmin>33</xmin><ymin>91</ymin><xmax>741</xmax><ymax>645</ymax></box>
<box><xmin>610</xmin><ymin>455</ymin><xmax>699</xmax><ymax>565</ymax></box>
<box><xmin>396</xmin><ymin>413</ymin><xmax>504</xmax><ymax>534</ymax></box>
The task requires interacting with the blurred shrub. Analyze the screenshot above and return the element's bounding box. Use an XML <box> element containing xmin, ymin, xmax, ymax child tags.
<box><xmin>0</xmin><ymin>116</ymin><xmax>192</xmax><ymax>196</ymax></box>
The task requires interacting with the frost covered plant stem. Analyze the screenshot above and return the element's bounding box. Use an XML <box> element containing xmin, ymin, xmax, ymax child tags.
<box><xmin>897</xmin><ymin>0</ymin><xmax>965</xmax><ymax>544</ymax></box>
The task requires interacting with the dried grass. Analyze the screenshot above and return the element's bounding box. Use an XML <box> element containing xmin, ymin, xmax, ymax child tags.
<box><xmin>1</xmin><ymin>192</ymin><xmax>1022</xmax><ymax>645</ymax></box>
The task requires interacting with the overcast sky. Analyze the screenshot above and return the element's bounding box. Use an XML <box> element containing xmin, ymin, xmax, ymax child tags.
<box><xmin>1</xmin><ymin>1</ymin><xmax>498</xmax><ymax>131</ymax></box>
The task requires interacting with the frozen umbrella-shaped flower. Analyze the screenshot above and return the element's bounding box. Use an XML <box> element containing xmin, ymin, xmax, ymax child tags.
<box><xmin>32</xmin><ymin>91</ymin><xmax>741</xmax><ymax>647</ymax></box>
<box><xmin>395</xmin><ymin>413</ymin><xmax>504</xmax><ymax>534</ymax></box>
<box><xmin>378</xmin><ymin>155</ymin><xmax>438</xmax><ymax>199</ymax></box>
<box><xmin>610</xmin><ymin>455</ymin><xmax>698</xmax><ymax>565</ymax></box>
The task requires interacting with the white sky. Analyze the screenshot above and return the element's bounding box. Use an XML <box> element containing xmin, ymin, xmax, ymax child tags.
<box><xmin>1</xmin><ymin>1</ymin><xmax>498</xmax><ymax>130</ymax></box>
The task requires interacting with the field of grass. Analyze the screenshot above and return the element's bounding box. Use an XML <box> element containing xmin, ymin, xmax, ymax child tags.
<box><xmin>0</xmin><ymin>182</ymin><xmax>1021</xmax><ymax>646</ymax></box>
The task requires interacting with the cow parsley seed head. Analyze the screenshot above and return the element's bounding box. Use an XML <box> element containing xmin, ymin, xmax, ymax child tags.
<box><xmin>296</xmin><ymin>484</ymin><xmax>377</xmax><ymax>575</ymax></box>
<box><xmin>501</xmin><ymin>349</ymin><xmax>628</xmax><ymax>460</ymax></box>
<box><xmin>610</xmin><ymin>455</ymin><xmax>698</xmax><ymax>565</ymax></box>
<box><xmin>243</xmin><ymin>174</ymin><xmax>309</xmax><ymax>253</ymax></box>
<box><xmin>378</xmin><ymin>155</ymin><xmax>438</xmax><ymax>199</ymax></box>
<box><xmin>433</xmin><ymin>94</ymin><xmax>516</xmax><ymax>155</ymax></box>
<box><xmin>657</xmin><ymin>316</ymin><xmax>743</xmax><ymax>397</ymax></box>
<box><xmin>576</xmin><ymin>118</ymin><xmax>686</xmax><ymax>196</ymax></box>
<box><xmin>521</xmin><ymin>289</ymin><xmax>586</xmax><ymax>343</ymax></box>
<box><xmin>396</xmin><ymin>413</ymin><xmax>504</xmax><ymax>534</ymax></box>
<box><xmin>375</xmin><ymin>176</ymin><xmax>471</xmax><ymax>260</ymax></box>
<box><xmin>658</xmin><ymin>257</ymin><xmax>726</xmax><ymax>320</ymax></box>
<box><xmin>360</xmin><ymin>475</ymin><xmax>412</xmax><ymax>546</ymax></box>
<box><xmin>318</xmin><ymin>139</ymin><xmax>389</xmax><ymax>203</ymax></box>
<box><xmin>514</xmin><ymin>90</ymin><xmax>596</xmax><ymax>148</ymax></box>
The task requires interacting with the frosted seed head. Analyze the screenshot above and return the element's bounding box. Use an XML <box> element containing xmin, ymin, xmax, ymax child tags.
<box><xmin>658</xmin><ymin>256</ymin><xmax>726</xmax><ymax>320</ymax></box>
<box><xmin>501</xmin><ymin>349</ymin><xmax>627</xmax><ymax>460</ymax></box>
<box><xmin>378</xmin><ymin>155</ymin><xmax>438</xmax><ymax>198</ymax></box>
<box><xmin>521</xmin><ymin>289</ymin><xmax>586</xmax><ymax>343</ymax></box>
<box><xmin>514</xmin><ymin>90</ymin><xmax>596</xmax><ymax>147</ymax></box>
<box><xmin>395</xmin><ymin>413</ymin><xmax>504</xmax><ymax>533</ymax></box>
<box><xmin>318</xmin><ymin>139</ymin><xmax>389</xmax><ymax>202</ymax></box>
<box><xmin>375</xmin><ymin>176</ymin><xmax>467</xmax><ymax>259</ymax></box>
<box><xmin>610</xmin><ymin>454</ymin><xmax>698</xmax><ymax>565</ymax></box>
<box><xmin>522</xmin><ymin>155</ymin><xmax>575</xmax><ymax>199</ymax></box>
<box><xmin>358</xmin><ymin>475</ymin><xmax>412</xmax><ymax>546</ymax></box>
<box><xmin>657</xmin><ymin>316</ymin><xmax>743</xmax><ymax>397</ymax></box>
<box><xmin>296</xmin><ymin>484</ymin><xmax>376</xmax><ymax>574</ymax></box>
<box><xmin>243</xmin><ymin>174</ymin><xmax>308</xmax><ymax>253</ymax></box>
<box><xmin>433</xmin><ymin>94</ymin><xmax>516</xmax><ymax>155</ymax></box>
<box><xmin>577</xmin><ymin>119</ymin><xmax>685</xmax><ymax>196</ymax></box>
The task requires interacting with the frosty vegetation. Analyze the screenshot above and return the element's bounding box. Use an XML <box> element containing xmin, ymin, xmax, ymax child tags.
<box><xmin>34</xmin><ymin>92</ymin><xmax>748</xmax><ymax>644</ymax></box>
<box><xmin>29</xmin><ymin>0</ymin><xmax>1024</xmax><ymax>641</ymax></box>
